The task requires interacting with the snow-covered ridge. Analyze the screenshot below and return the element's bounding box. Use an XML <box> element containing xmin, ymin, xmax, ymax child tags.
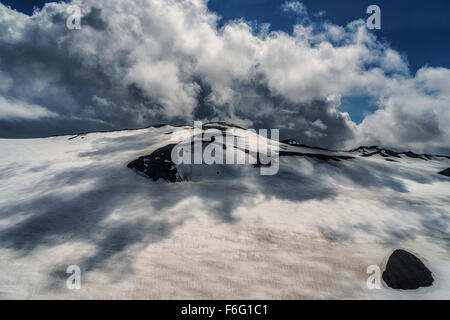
<box><xmin>123</xmin><ymin>123</ymin><xmax>450</xmax><ymax>183</ymax></box>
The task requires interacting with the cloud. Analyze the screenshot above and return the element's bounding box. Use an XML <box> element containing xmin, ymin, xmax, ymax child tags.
<box><xmin>356</xmin><ymin>67</ymin><xmax>450</xmax><ymax>154</ymax></box>
<box><xmin>0</xmin><ymin>0</ymin><xmax>448</xmax><ymax>153</ymax></box>
<box><xmin>281</xmin><ymin>1</ymin><xmax>308</xmax><ymax>16</ymax></box>
<box><xmin>0</xmin><ymin>96</ymin><xmax>58</xmax><ymax>120</ymax></box>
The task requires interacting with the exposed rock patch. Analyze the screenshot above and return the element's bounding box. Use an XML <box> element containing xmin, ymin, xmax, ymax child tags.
<box><xmin>282</xmin><ymin>139</ymin><xmax>300</xmax><ymax>146</ymax></box>
<box><xmin>351</xmin><ymin>146</ymin><xmax>434</xmax><ymax>160</ymax></box>
<box><xmin>128</xmin><ymin>144</ymin><xmax>178</xmax><ymax>182</ymax></box>
<box><xmin>282</xmin><ymin>139</ymin><xmax>332</xmax><ymax>151</ymax></box>
<box><xmin>279</xmin><ymin>151</ymin><xmax>354</xmax><ymax>162</ymax></box>
<box><xmin>382</xmin><ymin>249</ymin><xmax>434</xmax><ymax>290</ymax></box>
<box><xmin>438</xmin><ymin>168</ymin><xmax>450</xmax><ymax>177</ymax></box>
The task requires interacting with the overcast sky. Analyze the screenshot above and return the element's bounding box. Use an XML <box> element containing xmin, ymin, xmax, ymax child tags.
<box><xmin>0</xmin><ymin>0</ymin><xmax>449</xmax><ymax>154</ymax></box>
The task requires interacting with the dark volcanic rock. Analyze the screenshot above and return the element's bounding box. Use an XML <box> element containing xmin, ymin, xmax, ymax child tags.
<box><xmin>351</xmin><ymin>146</ymin><xmax>439</xmax><ymax>161</ymax></box>
<box><xmin>438</xmin><ymin>168</ymin><xmax>450</xmax><ymax>177</ymax></box>
<box><xmin>402</xmin><ymin>151</ymin><xmax>426</xmax><ymax>160</ymax></box>
<box><xmin>361</xmin><ymin>150</ymin><xmax>381</xmax><ymax>157</ymax></box>
<box><xmin>282</xmin><ymin>139</ymin><xmax>333</xmax><ymax>151</ymax></box>
<box><xmin>128</xmin><ymin>144</ymin><xmax>178</xmax><ymax>182</ymax></box>
<box><xmin>279</xmin><ymin>151</ymin><xmax>353</xmax><ymax>162</ymax></box>
<box><xmin>384</xmin><ymin>150</ymin><xmax>402</xmax><ymax>158</ymax></box>
<box><xmin>382</xmin><ymin>249</ymin><xmax>434</xmax><ymax>290</ymax></box>
<box><xmin>282</xmin><ymin>139</ymin><xmax>300</xmax><ymax>146</ymax></box>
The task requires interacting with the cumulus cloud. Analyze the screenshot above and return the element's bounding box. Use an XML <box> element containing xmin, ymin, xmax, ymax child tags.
<box><xmin>356</xmin><ymin>67</ymin><xmax>450</xmax><ymax>154</ymax></box>
<box><xmin>0</xmin><ymin>0</ymin><xmax>448</xmax><ymax>153</ymax></box>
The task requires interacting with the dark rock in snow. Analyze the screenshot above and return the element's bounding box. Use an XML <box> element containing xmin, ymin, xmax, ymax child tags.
<box><xmin>282</xmin><ymin>139</ymin><xmax>334</xmax><ymax>151</ymax></box>
<box><xmin>361</xmin><ymin>150</ymin><xmax>382</xmax><ymax>158</ymax></box>
<box><xmin>128</xmin><ymin>144</ymin><xmax>178</xmax><ymax>182</ymax></box>
<box><xmin>202</xmin><ymin>122</ymin><xmax>246</xmax><ymax>132</ymax></box>
<box><xmin>382</xmin><ymin>249</ymin><xmax>434</xmax><ymax>290</ymax></box>
<box><xmin>351</xmin><ymin>146</ymin><xmax>438</xmax><ymax>161</ymax></box>
<box><xmin>282</xmin><ymin>139</ymin><xmax>300</xmax><ymax>146</ymax></box>
<box><xmin>438</xmin><ymin>168</ymin><xmax>450</xmax><ymax>177</ymax></box>
<box><xmin>279</xmin><ymin>150</ymin><xmax>354</xmax><ymax>162</ymax></box>
<box><xmin>402</xmin><ymin>151</ymin><xmax>426</xmax><ymax>160</ymax></box>
<box><xmin>384</xmin><ymin>150</ymin><xmax>402</xmax><ymax>158</ymax></box>
<box><xmin>350</xmin><ymin>145</ymin><xmax>379</xmax><ymax>153</ymax></box>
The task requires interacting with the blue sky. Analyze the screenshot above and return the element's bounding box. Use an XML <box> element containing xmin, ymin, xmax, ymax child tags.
<box><xmin>3</xmin><ymin>0</ymin><xmax>449</xmax><ymax>124</ymax></box>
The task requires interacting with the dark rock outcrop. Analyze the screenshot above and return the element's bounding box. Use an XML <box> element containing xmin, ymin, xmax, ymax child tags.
<box><xmin>402</xmin><ymin>151</ymin><xmax>426</xmax><ymax>160</ymax></box>
<box><xmin>128</xmin><ymin>144</ymin><xmax>178</xmax><ymax>182</ymax></box>
<box><xmin>382</xmin><ymin>249</ymin><xmax>434</xmax><ymax>290</ymax></box>
<box><xmin>279</xmin><ymin>151</ymin><xmax>353</xmax><ymax>162</ymax></box>
<box><xmin>351</xmin><ymin>146</ymin><xmax>436</xmax><ymax>160</ymax></box>
<box><xmin>438</xmin><ymin>168</ymin><xmax>450</xmax><ymax>177</ymax></box>
<box><xmin>282</xmin><ymin>139</ymin><xmax>332</xmax><ymax>151</ymax></box>
<box><xmin>282</xmin><ymin>139</ymin><xmax>300</xmax><ymax>146</ymax></box>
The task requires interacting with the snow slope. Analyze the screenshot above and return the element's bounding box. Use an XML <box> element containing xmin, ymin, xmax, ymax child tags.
<box><xmin>0</xmin><ymin>123</ymin><xmax>449</xmax><ymax>299</ymax></box>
